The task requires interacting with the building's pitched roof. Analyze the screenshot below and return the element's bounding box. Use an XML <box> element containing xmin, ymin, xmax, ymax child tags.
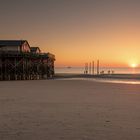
<box><xmin>41</xmin><ymin>52</ymin><xmax>55</xmax><ymax>60</ymax></box>
<box><xmin>0</xmin><ymin>40</ymin><xmax>27</xmax><ymax>47</ymax></box>
<box><xmin>30</xmin><ymin>47</ymin><xmax>41</xmax><ymax>53</ymax></box>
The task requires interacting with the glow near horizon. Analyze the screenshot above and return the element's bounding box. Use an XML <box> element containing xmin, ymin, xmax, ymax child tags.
<box><xmin>1</xmin><ymin>0</ymin><xmax>140</xmax><ymax>67</ymax></box>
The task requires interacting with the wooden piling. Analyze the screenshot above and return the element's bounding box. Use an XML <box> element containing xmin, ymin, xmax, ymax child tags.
<box><xmin>92</xmin><ymin>61</ymin><xmax>94</xmax><ymax>75</ymax></box>
<box><xmin>0</xmin><ymin>52</ymin><xmax>55</xmax><ymax>81</ymax></box>
<box><xmin>89</xmin><ymin>62</ymin><xmax>91</xmax><ymax>74</ymax></box>
<box><xmin>97</xmin><ymin>60</ymin><xmax>99</xmax><ymax>75</ymax></box>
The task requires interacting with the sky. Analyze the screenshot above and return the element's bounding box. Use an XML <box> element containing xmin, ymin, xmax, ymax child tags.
<box><xmin>1</xmin><ymin>0</ymin><xmax>140</xmax><ymax>67</ymax></box>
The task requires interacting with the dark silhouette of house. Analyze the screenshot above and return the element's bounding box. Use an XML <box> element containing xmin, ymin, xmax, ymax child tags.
<box><xmin>0</xmin><ymin>40</ymin><xmax>30</xmax><ymax>52</ymax></box>
<box><xmin>0</xmin><ymin>40</ymin><xmax>55</xmax><ymax>80</ymax></box>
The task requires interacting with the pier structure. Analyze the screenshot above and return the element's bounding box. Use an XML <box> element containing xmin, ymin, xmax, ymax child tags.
<box><xmin>0</xmin><ymin>40</ymin><xmax>55</xmax><ymax>80</ymax></box>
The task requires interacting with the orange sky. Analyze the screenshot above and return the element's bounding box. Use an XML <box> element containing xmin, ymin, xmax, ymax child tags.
<box><xmin>1</xmin><ymin>0</ymin><xmax>140</xmax><ymax>67</ymax></box>
<box><xmin>45</xmin><ymin>21</ymin><xmax>140</xmax><ymax>67</ymax></box>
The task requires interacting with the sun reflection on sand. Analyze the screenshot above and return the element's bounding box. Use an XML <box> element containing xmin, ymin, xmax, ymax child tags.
<box><xmin>94</xmin><ymin>79</ymin><xmax>140</xmax><ymax>85</ymax></box>
<box><xmin>56</xmin><ymin>78</ymin><xmax>140</xmax><ymax>85</ymax></box>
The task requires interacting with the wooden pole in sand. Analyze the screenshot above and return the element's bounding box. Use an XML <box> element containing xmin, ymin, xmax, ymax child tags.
<box><xmin>87</xmin><ymin>63</ymin><xmax>88</xmax><ymax>74</ymax></box>
<box><xmin>89</xmin><ymin>62</ymin><xmax>91</xmax><ymax>74</ymax></box>
<box><xmin>85</xmin><ymin>63</ymin><xmax>87</xmax><ymax>74</ymax></box>
<box><xmin>97</xmin><ymin>60</ymin><xmax>99</xmax><ymax>75</ymax></box>
<box><xmin>84</xmin><ymin>63</ymin><xmax>86</xmax><ymax>74</ymax></box>
<box><xmin>92</xmin><ymin>61</ymin><xmax>94</xmax><ymax>75</ymax></box>
<box><xmin>85</xmin><ymin>63</ymin><xmax>88</xmax><ymax>74</ymax></box>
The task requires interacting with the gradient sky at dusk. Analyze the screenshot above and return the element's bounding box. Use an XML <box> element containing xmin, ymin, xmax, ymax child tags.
<box><xmin>1</xmin><ymin>0</ymin><xmax>140</xmax><ymax>67</ymax></box>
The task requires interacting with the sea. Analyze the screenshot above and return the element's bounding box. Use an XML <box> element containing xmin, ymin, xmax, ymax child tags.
<box><xmin>55</xmin><ymin>67</ymin><xmax>140</xmax><ymax>74</ymax></box>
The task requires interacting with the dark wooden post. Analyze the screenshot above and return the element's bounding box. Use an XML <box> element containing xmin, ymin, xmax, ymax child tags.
<box><xmin>85</xmin><ymin>63</ymin><xmax>88</xmax><ymax>74</ymax></box>
<box><xmin>97</xmin><ymin>60</ymin><xmax>99</xmax><ymax>75</ymax></box>
<box><xmin>89</xmin><ymin>62</ymin><xmax>91</xmax><ymax>74</ymax></box>
<box><xmin>92</xmin><ymin>61</ymin><xmax>94</xmax><ymax>75</ymax></box>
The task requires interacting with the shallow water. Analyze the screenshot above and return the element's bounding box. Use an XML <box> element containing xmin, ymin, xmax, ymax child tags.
<box><xmin>90</xmin><ymin>78</ymin><xmax>140</xmax><ymax>85</ymax></box>
<box><xmin>55</xmin><ymin>67</ymin><xmax>140</xmax><ymax>74</ymax></box>
<box><xmin>56</xmin><ymin>78</ymin><xmax>140</xmax><ymax>85</ymax></box>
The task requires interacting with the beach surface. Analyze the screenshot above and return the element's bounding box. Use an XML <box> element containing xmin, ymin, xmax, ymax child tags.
<box><xmin>0</xmin><ymin>79</ymin><xmax>140</xmax><ymax>140</ymax></box>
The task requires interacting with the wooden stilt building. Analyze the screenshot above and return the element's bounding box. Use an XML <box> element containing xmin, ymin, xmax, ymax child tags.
<box><xmin>0</xmin><ymin>40</ymin><xmax>55</xmax><ymax>80</ymax></box>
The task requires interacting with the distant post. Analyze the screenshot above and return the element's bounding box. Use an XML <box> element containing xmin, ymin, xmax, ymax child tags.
<box><xmin>97</xmin><ymin>60</ymin><xmax>99</xmax><ymax>75</ymax></box>
<box><xmin>84</xmin><ymin>63</ymin><xmax>88</xmax><ymax>74</ymax></box>
<box><xmin>89</xmin><ymin>62</ymin><xmax>91</xmax><ymax>74</ymax></box>
<box><xmin>84</xmin><ymin>63</ymin><xmax>86</xmax><ymax>74</ymax></box>
<box><xmin>92</xmin><ymin>61</ymin><xmax>94</xmax><ymax>75</ymax></box>
<box><xmin>87</xmin><ymin>63</ymin><xmax>88</xmax><ymax>74</ymax></box>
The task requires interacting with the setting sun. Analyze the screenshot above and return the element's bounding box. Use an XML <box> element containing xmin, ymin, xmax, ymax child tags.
<box><xmin>131</xmin><ymin>63</ymin><xmax>138</xmax><ymax>68</ymax></box>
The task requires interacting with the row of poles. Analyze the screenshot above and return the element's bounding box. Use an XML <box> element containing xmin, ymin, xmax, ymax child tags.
<box><xmin>84</xmin><ymin>60</ymin><xmax>100</xmax><ymax>75</ymax></box>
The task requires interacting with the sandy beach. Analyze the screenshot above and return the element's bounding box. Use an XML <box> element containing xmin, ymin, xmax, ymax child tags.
<box><xmin>0</xmin><ymin>79</ymin><xmax>140</xmax><ymax>140</ymax></box>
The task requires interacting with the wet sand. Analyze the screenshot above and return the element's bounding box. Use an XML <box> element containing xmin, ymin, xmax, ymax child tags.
<box><xmin>55</xmin><ymin>73</ymin><xmax>140</xmax><ymax>80</ymax></box>
<box><xmin>0</xmin><ymin>79</ymin><xmax>140</xmax><ymax>140</ymax></box>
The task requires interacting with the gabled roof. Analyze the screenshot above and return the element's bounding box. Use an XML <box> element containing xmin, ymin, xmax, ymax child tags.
<box><xmin>41</xmin><ymin>52</ymin><xmax>55</xmax><ymax>60</ymax></box>
<box><xmin>30</xmin><ymin>47</ymin><xmax>41</xmax><ymax>52</ymax></box>
<box><xmin>0</xmin><ymin>40</ymin><xmax>27</xmax><ymax>47</ymax></box>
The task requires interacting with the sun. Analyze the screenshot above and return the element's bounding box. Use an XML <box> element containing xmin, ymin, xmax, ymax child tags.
<box><xmin>131</xmin><ymin>63</ymin><xmax>138</xmax><ymax>68</ymax></box>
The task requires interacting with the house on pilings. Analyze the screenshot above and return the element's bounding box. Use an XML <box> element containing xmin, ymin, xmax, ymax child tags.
<box><xmin>0</xmin><ymin>40</ymin><xmax>55</xmax><ymax>80</ymax></box>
